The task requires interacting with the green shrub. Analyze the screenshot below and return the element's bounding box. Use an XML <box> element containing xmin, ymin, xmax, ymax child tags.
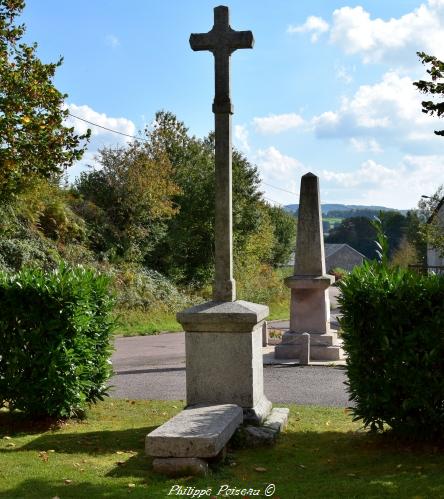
<box><xmin>0</xmin><ymin>237</ymin><xmax>59</xmax><ymax>271</ymax></box>
<box><xmin>338</xmin><ymin>263</ymin><xmax>444</xmax><ymax>438</ymax></box>
<box><xmin>329</xmin><ymin>267</ymin><xmax>348</xmax><ymax>282</ymax></box>
<box><xmin>108</xmin><ymin>266</ymin><xmax>197</xmax><ymax>311</ymax></box>
<box><xmin>0</xmin><ymin>264</ymin><xmax>115</xmax><ymax>418</ymax></box>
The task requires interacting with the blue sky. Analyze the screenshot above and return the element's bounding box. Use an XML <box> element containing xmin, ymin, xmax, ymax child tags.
<box><xmin>22</xmin><ymin>0</ymin><xmax>444</xmax><ymax>209</ymax></box>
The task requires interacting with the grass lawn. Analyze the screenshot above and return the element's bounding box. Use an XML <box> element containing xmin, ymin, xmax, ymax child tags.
<box><xmin>1</xmin><ymin>400</ymin><xmax>443</xmax><ymax>498</ymax></box>
<box><xmin>114</xmin><ymin>300</ymin><xmax>290</xmax><ymax>336</ymax></box>
<box><xmin>113</xmin><ymin>309</ymin><xmax>183</xmax><ymax>336</ymax></box>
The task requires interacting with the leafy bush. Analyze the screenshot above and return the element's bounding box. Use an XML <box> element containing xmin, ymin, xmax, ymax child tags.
<box><xmin>0</xmin><ymin>237</ymin><xmax>59</xmax><ymax>271</ymax></box>
<box><xmin>338</xmin><ymin>263</ymin><xmax>444</xmax><ymax>438</ymax></box>
<box><xmin>329</xmin><ymin>267</ymin><xmax>348</xmax><ymax>282</ymax></box>
<box><xmin>106</xmin><ymin>265</ymin><xmax>197</xmax><ymax>312</ymax></box>
<box><xmin>0</xmin><ymin>264</ymin><xmax>115</xmax><ymax>418</ymax></box>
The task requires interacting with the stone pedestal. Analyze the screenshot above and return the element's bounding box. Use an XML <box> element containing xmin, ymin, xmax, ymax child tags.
<box><xmin>275</xmin><ymin>173</ymin><xmax>344</xmax><ymax>362</ymax></box>
<box><xmin>275</xmin><ymin>274</ymin><xmax>343</xmax><ymax>361</ymax></box>
<box><xmin>177</xmin><ymin>300</ymin><xmax>272</xmax><ymax>423</ymax></box>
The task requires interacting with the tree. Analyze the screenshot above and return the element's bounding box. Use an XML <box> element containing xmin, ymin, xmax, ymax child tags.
<box><xmin>325</xmin><ymin>216</ymin><xmax>377</xmax><ymax>259</ymax></box>
<box><xmin>413</xmin><ymin>52</ymin><xmax>444</xmax><ymax>136</ymax></box>
<box><xmin>75</xmin><ymin>142</ymin><xmax>180</xmax><ymax>263</ymax></box>
<box><xmin>145</xmin><ymin>111</ymin><xmax>266</xmax><ymax>287</ymax></box>
<box><xmin>416</xmin><ymin>184</ymin><xmax>444</xmax><ymax>260</ymax></box>
<box><xmin>266</xmin><ymin>204</ymin><xmax>295</xmax><ymax>266</ymax></box>
<box><xmin>0</xmin><ymin>0</ymin><xmax>90</xmax><ymax>199</ymax></box>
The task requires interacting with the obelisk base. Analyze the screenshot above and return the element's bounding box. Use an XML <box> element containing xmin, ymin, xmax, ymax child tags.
<box><xmin>275</xmin><ymin>273</ymin><xmax>344</xmax><ymax>361</ymax></box>
<box><xmin>177</xmin><ymin>300</ymin><xmax>272</xmax><ymax>424</ymax></box>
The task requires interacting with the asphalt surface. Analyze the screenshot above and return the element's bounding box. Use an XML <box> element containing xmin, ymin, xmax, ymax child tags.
<box><xmin>109</xmin><ymin>332</ymin><xmax>350</xmax><ymax>407</ymax></box>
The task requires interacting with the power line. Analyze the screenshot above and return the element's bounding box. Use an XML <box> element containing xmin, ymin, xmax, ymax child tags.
<box><xmin>68</xmin><ymin>112</ymin><xmax>149</xmax><ymax>143</ymax></box>
<box><xmin>263</xmin><ymin>196</ymin><xmax>284</xmax><ymax>206</ymax></box>
<box><xmin>262</xmin><ymin>181</ymin><xmax>298</xmax><ymax>197</ymax></box>
<box><xmin>68</xmin><ymin>112</ymin><xmax>297</xmax><ymax>203</ymax></box>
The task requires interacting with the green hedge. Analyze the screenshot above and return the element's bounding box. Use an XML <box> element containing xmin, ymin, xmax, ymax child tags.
<box><xmin>338</xmin><ymin>263</ymin><xmax>444</xmax><ymax>438</ymax></box>
<box><xmin>0</xmin><ymin>264</ymin><xmax>115</xmax><ymax>418</ymax></box>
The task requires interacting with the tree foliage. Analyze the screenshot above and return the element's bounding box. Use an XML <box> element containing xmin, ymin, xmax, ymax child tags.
<box><xmin>145</xmin><ymin>111</ymin><xmax>268</xmax><ymax>286</ymax></box>
<box><xmin>325</xmin><ymin>212</ymin><xmax>411</xmax><ymax>260</ymax></box>
<box><xmin>0</xmin><ymin>0</ymin><xmax>90</xmax><ymax>198</ymax></box>
<box><xmin>75</xmin><ymin>141</ymin><xmax>180</xmax><ymax>263</ymax></box>
<box><xmin>413</xmin><ymin>52</ymin><xmax>444</xmax><ymax>136</ymax></box>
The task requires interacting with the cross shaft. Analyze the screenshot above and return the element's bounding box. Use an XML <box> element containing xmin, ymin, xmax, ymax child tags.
<box><xmin>189</xmin><ymin>6</ymin><xmax>254</xmax><ymax>302</ymax></box>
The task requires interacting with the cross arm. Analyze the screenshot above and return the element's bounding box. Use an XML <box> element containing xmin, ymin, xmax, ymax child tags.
<box><xmin>189</xmin><ymin>33</ymin><xmax>214</xmax><ymax>52</ymax></box>
<box><xmin>190</xmin><ymin>30</ymin><xmax>254</xmax><ymax>53</ymax></box>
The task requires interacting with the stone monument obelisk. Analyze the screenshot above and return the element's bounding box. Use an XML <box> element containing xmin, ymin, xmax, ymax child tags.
<box><xmin>275</xmin><ymin>172</ymin><xmax>344</xmax><ymax>361</ymax></box>
<box><xmin>177</xmin><ymin>5</ymin><xmax>272</xmax><ymax>422</ymax></box>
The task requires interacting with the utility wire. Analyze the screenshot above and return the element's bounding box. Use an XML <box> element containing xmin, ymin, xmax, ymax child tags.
<box><xmin>68</xmin><ymin>112</ymin><xmax>297</xmax><ymax>203</ymax></box>
<box><xmin>263</xmin><ymin>196</ymin><xmax>284</xmax><ymax>206</ymax></box>
<box><xmin>262</xmin><ymin>181</ymin><xmax>298</xmax><ymax>197</ymax></box>
<box><xmin>68</xmin><ymin>112</ymin><xmax>149</xmax><ymax>143</ymax></box>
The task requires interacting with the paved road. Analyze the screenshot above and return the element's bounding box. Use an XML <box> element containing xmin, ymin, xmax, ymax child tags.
<box><xmin>109</xmin><ymin>333</ymin><xmax>350</xmax><ymax>407</ymax></box>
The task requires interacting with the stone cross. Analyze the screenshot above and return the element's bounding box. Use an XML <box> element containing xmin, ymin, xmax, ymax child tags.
<box><xmin>190</xmin><ymin>5</ymin><xmax>254</xmax><ymax>302</ymax></box>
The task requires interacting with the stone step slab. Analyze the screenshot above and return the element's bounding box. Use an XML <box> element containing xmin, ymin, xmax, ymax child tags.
<box><xmin>263</xmin><ymin>407</ymin><xmax>290</xmax><ymax>432</ymax></box>
<box><xmin>152</xmin><ymin>457</ymin><xmax>208</xmax><ymax>477</ymax></box>
<box><xmin>146</xmin><ymin>404</ymin><xmax>243</xmax><ymax>458</ymax></box>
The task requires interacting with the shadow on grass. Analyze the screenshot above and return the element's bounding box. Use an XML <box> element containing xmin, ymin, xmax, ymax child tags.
<box><xmin>0</xmin><ymin>410</ymin><xmax>72</xmax><ymax>436</ymax></box>
<box><xmin>1</xmin><ymin>425</ymin><xmax>444</xmax><ymax>498</ymax></box>
<box><xmin>3</xmin><ymin>426</ymin><xmax>157</xmax><ymax>456</ymax></box>
<box><xmin>0</xmin><ymin>479</ymin><xmax>167</xmax><ymax>499</ymax></box>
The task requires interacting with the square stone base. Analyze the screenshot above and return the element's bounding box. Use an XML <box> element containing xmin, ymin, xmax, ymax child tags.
<box><xmin>275</xmin><ymin>330</ymin><xmax>344</xmax><ymax>361</ymax></box>
<box><xmin>177</xmin><ymin>300</ymin><xmax>272</xmax><ymax>424</ymax></box>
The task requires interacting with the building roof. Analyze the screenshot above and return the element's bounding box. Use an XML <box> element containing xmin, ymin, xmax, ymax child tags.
<box><xmin>284</xmin><ymin>243</ymin><xmax>366</xmax><ymax>266</ymax></box>
<box><xmin>324</xmin><ymin>243</ymin><xmax>367</xmax><ymax>259</ymax></box>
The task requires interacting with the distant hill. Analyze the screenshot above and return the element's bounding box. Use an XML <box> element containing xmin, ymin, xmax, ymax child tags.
<box><xmin>284</xmin><ymin>204</ymin><xmax>405</xmax><ymax>215</ymax></box>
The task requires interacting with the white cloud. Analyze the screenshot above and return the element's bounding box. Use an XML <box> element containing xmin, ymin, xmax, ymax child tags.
<box><xmin>255</xmin><ymin>146</ymin><xmax>304</xmax><ymax>179</ymax></box>
<box><xmin>349</xmin><ymin>137</ymin><xmax>382</xmax><ymax>153</ymax></box>
<box><xmin>105</xmin><ymin>34</ymin><xmax>120</xmax><ymax>48</ymax></box>
<box><xmin>66</xmin><ymin>103</ymin><xmax>136</xmax><ymax>141</ymax></box>
<box><xmin>254</xmin><ymin>147</ymin><xmax>304</xmax><ymax>204</ymax></box>
<box><xmin>312</xmin><ymin>71</ymin><xmax>440</xmax><ymax>150</ymax></box>
<box><xmin>331</xmin><ymin>1</ymin><xmax>443</xmax><ymax>64</ymax></box>
<box><xmin>65</xmin><ymin>104</ymin><xmax>137</xmax><ymax>182</ymax></box>
<box><xmin>234</xmin><ymin>124</ymin><xmax>250</xmax><ymax>152</ymax></box>
<box><xmin>253</xmin><ymin>113</ymin><xmax>304</xmax><ymax>134</ymax></box>
<box><xmin>288</xmin><ymin>16</ymin><xmax>329</xmax><ymax>42</ymax></box>
<box><xmin>321</xmin><ymin>155</ymin><xmax>444</xmax><ymax>208</ymax></box>
<box><xmin>292</xmin><ymin>1</ymin><xmax>444</xmax><ymax>64</ymax></box>
<box><xmin>322</xmin><ymin>159</ymin><xmax>397</xmax><ymax>188</ymax></box>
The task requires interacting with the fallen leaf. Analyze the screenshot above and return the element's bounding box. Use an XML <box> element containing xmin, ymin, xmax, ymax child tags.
<box><xmin>229</xmin><ymin>462</ymin><xmax>238</xmax><ymax>467</ymax></box>
<box><xmin>39</xmin><ymin>451</ymin><xmax>49</xmax><ymax>462</ymax></box>
<box><xmin>64</xmin><ymin>479</ymin><xmax>72</xmax><ymax>485</ymax></box>
<box><xmin>3</xmin><ymin>436</ymin><xmax>11</xmax><ymax>440</ymax></box>
<box><xmin>326</xmin><ymin>421</ymin><xmax>331</xmax><ymax>426</ymax></box>
<box><xmin>116</xmin><ymin>451</ymin><xmax>124</xmax><ymax>455</ymax></box>
<box><xmin>297</xmin><ymin>464</ymin><xmax>306</xmax><ymax>469</ymax></box>
<box><xmin>6</xmin><ymin>442</ymin><xmax>15</xmax><ymax>447</ymax></box>
<box><xmin>128</xmin><ymin>483</ymin><xmax>136</xmax><ymax>488</ymax></box>
<box><xmin>396</xmin><ymin>464</ymin><xmax>402</xmax><ymax>469</ymax></box>
<box><xmin>254</xmin><ymin>466</ymin><xmax>267</xmax><ymax>472</ymax></box>
<box><xmin>48</xmin><ymin>449</ymin><xmax>55</xmax><ymax>453</ymax></box>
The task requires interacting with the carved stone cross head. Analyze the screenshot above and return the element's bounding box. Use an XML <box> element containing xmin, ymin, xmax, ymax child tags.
<box><xmin>190</xmin><ymin>6</ymin><xmax>254</xmax><ymax>114</ymax></box>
